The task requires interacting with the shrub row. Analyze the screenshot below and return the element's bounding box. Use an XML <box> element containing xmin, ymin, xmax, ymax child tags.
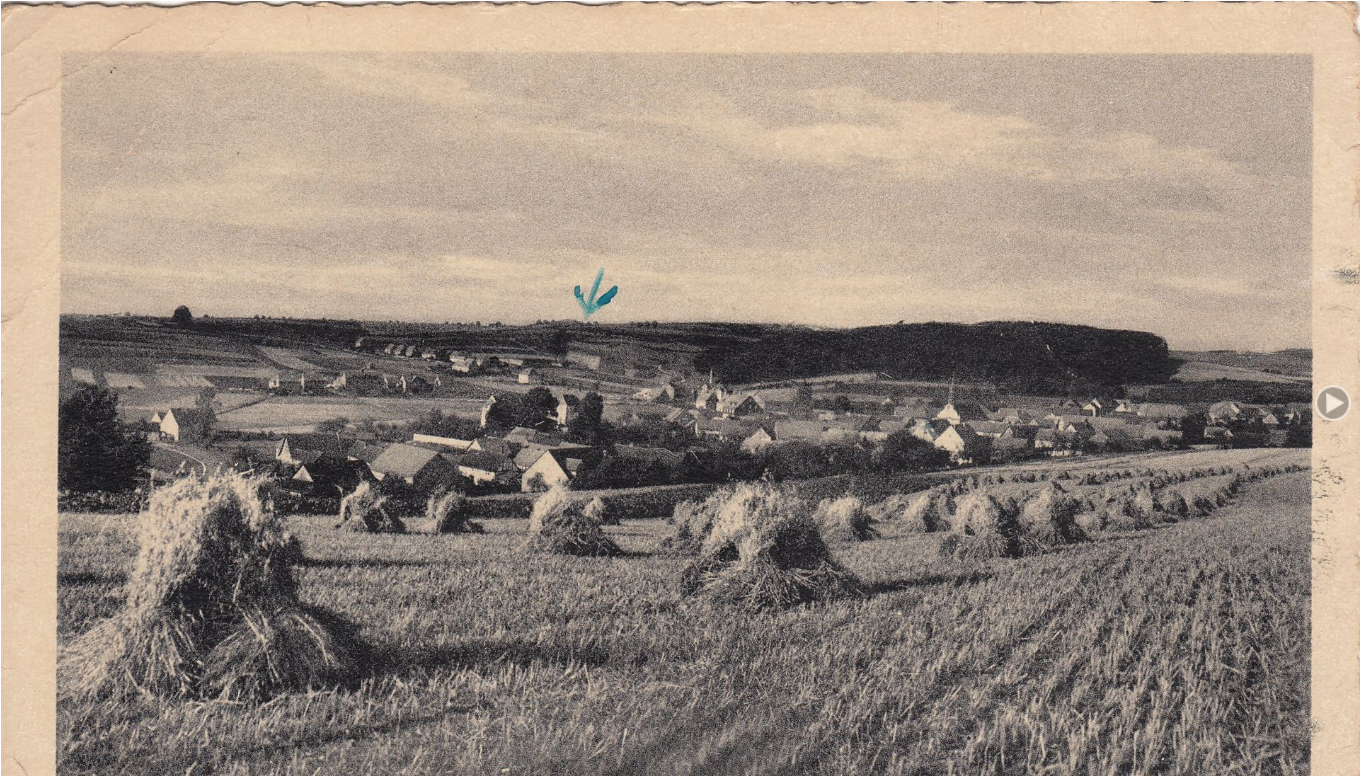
<box><xmin>58</xmin><ymin>490</ymin><xmax>148</xmax><ymax>514</ymax></box>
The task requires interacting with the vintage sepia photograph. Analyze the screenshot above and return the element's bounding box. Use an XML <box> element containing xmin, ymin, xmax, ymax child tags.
<box><xmin>2</xmin><ymin>4</ymin><xmax>1357</xmax><ymax>775</ymax></box>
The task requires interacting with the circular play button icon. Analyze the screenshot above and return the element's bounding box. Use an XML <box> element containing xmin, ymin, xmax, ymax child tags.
<box><xmin>1316</xmin><ymin>386</ymin><xmax>1352</xmax><ymax>421</ymax></box>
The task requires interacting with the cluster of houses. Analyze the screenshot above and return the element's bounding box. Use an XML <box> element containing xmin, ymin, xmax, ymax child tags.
<box><xmin>136</xmin><ymin>382</ymin><xmax>1312</xmax><ymax>501</ymax></box>
<box><xmin>260</xmin><ymin>392</ymin><xmax>1310</xmax><ymax>499</ymax></box>
<box><xmin>598</xmin><ymin>385</ymin><xmax>1313</xmax><ymax>465</ymax></box>
<box><xmin>676</xmin><ymin>396</ymin><xmax>1198</xmax><ymax>463</ymax></box>
<box><xmin>268</xmin><ymin>427</ymin><xmax>683</xmax><ymax>498</ymax></box>
<box><xmin>355</xmin><ymin>338</ymin><xmax>669</xmax><ymax>383</ymax></box>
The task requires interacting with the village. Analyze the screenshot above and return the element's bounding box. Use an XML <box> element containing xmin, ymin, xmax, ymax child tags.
<box><xmin>73</xmin><ymin>329</ymin><xmax>1312</xmax><ymax>513</ymax></box>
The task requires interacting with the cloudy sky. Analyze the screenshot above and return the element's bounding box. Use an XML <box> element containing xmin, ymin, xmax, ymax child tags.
<box><xmin>62</xmin><ymin>54</ymin><xmax>1311</xmax><ymax>350</ymax></box>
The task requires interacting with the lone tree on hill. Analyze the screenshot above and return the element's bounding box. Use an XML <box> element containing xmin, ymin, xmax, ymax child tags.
<box><xmin>172</xmin><ymin>305</ymin><xmax>193</xmax><ymax>326</ymax></box>
<box><xmin>59</xmin><ymin>386</ymin><xmax>151</xmax><ymax>493</ymax></box>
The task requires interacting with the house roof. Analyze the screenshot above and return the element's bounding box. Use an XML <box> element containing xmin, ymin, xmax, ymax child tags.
<box><xmin>529</xmin><ymin>449</ymin><xmax>586</xmax><ymax>477</ymax></box>
<box><xmin>744</xmin><ymin>425</ymin><xmax>776</xmax><ymax>441</ymax></box>
<box><xmin>823</xmin><ymin>415</ymin><xmax>876</xmax><ymax>432</ymax></box>
<box><xmin>279</xmin><ymin>433</ymin><xmax>356</xmax><ymax>456</ymax></box>
<box><xmin>939</xmin><ymin>401</ymin><xmax>988</xmax><ymax>420</ymax></box>
<box><xmin>455</xmin><ymin>450</ymin><xmax>518</xmax><ymax>474</ymax></box>
<box><xmin>504</xmin><ymin>427</ymin><xmax>541</xmax><ymax>444</ymax></box>
<box><xmin>993</xmin><ymin>435</ymin><xmax>1030</xmax><ymax>452</ymax></box>
<box><xmin>369</xmin><ymin>443</ymin><xmax>444</xmax><ymax>479</ymax></box>
<box><xmin>294</xmin><ymin>456</ymin><xmax>364</xmax><ymax>485</ymax></box>
<box><xmin>347</xmin><ymin>441</ymin><xmax>386</xmax><ymax>463</ymax></box>
<box><xmin>514</xmin><ymin>444</ymin><xmax>551</xmax><ymax>470</ymax></box>
<box><xmin>969</xmin><ymin>420</ymin><xmax>1009</xmax><ymax>436</ymax></box>
<box><xmin>472</xmin><ymin>437</ymin><xmax>513</xmax><ymax>456</ymax></box>
<box><xmin>1003</xmin><ymin>423</ymin><xmax>1040</xmax><ymax>438</ymax></box>
<box><xmin>718</xmin><ymin>393</ymin><xmax>763</xmax><ymax>413</ymax></box>
<box><xmin>774</xmin><ymin>420</ymin><xmax>828</xmax><ymax>441</ymax></box>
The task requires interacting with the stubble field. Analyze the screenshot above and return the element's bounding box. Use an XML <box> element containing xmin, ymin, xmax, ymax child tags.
<box><xmin>57</xmin><ymin>454</ymin><xmax>1311</xmax><ymax>775</ymax></box>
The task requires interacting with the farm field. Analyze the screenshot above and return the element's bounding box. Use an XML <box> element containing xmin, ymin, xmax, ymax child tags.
<box><xmin>57</xmin><ymin>450</ymin><xmax>1310</xmax><ymax>774</ymax></box>
<box><xmin>1173</xmin><ymin>360</ymin><xmax>1310</xmax><ymax>385</ymax></box>
<box><xmin>214</xmin><ymin>396</ymin><xmax>489</xmax><ymax>433</ymax></box>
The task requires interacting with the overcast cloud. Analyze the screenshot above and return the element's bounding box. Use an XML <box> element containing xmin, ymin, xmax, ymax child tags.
<box><xmin>61</xmin><ymin>54</ymin><xmax>1311</xmax><ymax>350</ymax></box>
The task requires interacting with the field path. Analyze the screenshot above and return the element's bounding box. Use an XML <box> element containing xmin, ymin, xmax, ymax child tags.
<box><xmin>154</xmin><ymin>443</ymin><xmax>206</xmax><ymax>472</ymax></box>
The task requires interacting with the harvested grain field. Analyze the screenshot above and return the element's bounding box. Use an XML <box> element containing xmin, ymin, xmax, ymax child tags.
<box><xmin>213</xmin><ymin>396</ymin><xmax>486</xmax><ymax>433</ymax></box>
<box><xmin>57</xmin><ymin>454</ymin><xmax>1310</xmax><ymax>774</ymax></box>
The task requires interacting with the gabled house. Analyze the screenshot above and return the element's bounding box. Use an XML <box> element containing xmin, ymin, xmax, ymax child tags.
<box><xmin>906</xmin><ymin>418</ymin><xmax>942</xmax><ymax>443</ymax></box>
<box><xmin>1204</xmin><ymin>425</ymin><xmax>1234</xmax><ymax>443</ymax></box>
<box><xmin>449</xmin><ymin>356</ymin><xmax>477</xmax><ymax>374</ymax></box>
<box><xmin>935</xmin><ymin>402</ymin><xmax>988</xmax><ymax>426</ymax></box>
<box><xmin>717</xmin><ymin>392</ymin><xmax>764</xmax><ymax>418</ymax></box>
<box><xmin>517</xmin><ymin>369</ymin><xmax>541</xmax><ymax>385</ymax></box>
<box><xmin>421</xmin><ymin>348</ymin><xmax>438</xmax><ymax>361</ymax></box>
<box><xmin>1081</xmin><ymin>399</ymin><xmax>1110</xmax><ymax>417</ymax></box>
<box><xmin>694</xmin><ymin>384</ymin><xmax>727</xmax><ymax>412</ymax></box>
<box><xmin>933</xmin><ymin>423</ymin><xmax>984</xmax><ymax>462</ymax></box>
<box><xmin>347</xmin><ymin>440</ymin><xmax>387</xmax><ymax>464</ymax></box>
<box><xmin>1033</xmin><ymin>428</ymin><xmax>1080</xmax><ymax>454</ymax></box>
<box><xmin>1054</xmin><ymin>415</ymin><xmax>1095</xmax><ymax>435</ymax></box>
<box><xmin>1003</xmin><ymin>423</ymin><xmax>1040</xmax><ymax>441</ymax></box>
<box><xmin>160</xmin><ymin>408</ymin><xmax>212</xmax><ymax>443</ymax></box>
<box><xmin>505</xmin><ymin>427</ymin><xmax>545</xmax><ymax>446</ymax></box>
<box><xmin>741</xmin><ymin>424</ymin><xmax>777</xmax><ymax>454</ymax></box>
<box><xmin>989</xmin><ymin>407</ymin><xmax>1031</xmax><ymax>424</ymax></box>
<box><xmin>697</xmin><ymin>417</ymin><xmax>758</xmax><ymax>442</ymax></box>
<box><xmin>991</xmin><ymin>435</ymin><xmax>1031</xmax><ymax>461</ymax></box>
<box><xmin>1208</xmin><ymin>401</ymin><xmax>1244</xmax><ymax>424</ymax></box>
<box><xmin>521</xmin><ymin>449</ymin><xmax>587</xmax><ymax>492</ymax></box>
<box><xmin>634</xmin><ymin>383</ymin><xmax>678</xmax><ymax>404</ymax></box>
<box><xmin>470</xmin><ymin>436</ymin><xmax>514</xmax><ymax>457</ymax></box>
<box><xmin>276</xmin><ymin>433</ymin><xmax>356</xmax><ymax>465</ymax></box>
<box><xmin>513</xmin><ymin>444</ymin><xmax>552</xmax><ymax>472</ymax></box>
<box><xmin>292</xmin><ymin>456</ymin><xmax>366</xmax><ymax>496</ymax></box>
<box><xmin>449</xmin><ymin>450</ymin><xmax>518</xmax><ymax>486</ymax></box>
<box><xmin>969</xmin><ymin>420</ymin><xmax>1010</xmax><ymax>439</ymax></box>
<box><xmin>368</xmin><ymin>443</ymin><xmax>458</xmax><ymax>493</ymax></box>
<box><xmin>662</xmin><ymin>407</ymin><xmax>694</xmax><ymax>426</ymax></box>
<box><xmin>1254</xmin><ymin>407</ymin><xmax>1283</xmax><ymax>427</ymax></box>
<box><xmin>554</xmin><ymin>395</ymin><xmax>579</xmax><ymax>427</ymax></box>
